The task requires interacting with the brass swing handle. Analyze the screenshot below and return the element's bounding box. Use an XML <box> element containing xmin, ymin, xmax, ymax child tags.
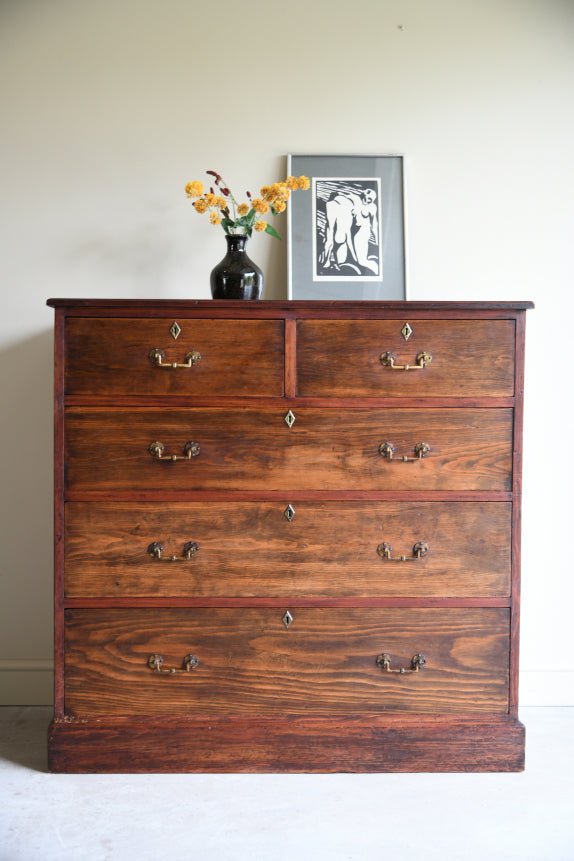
<box><xmin>379</xmin><ymin>441</ymin><xmax>430</xmax><ymax>462</ymax></box>
<box><xmin>148</xmin><ymin>541</ymin><xmax>199</xmax><ymax>561</ymax></box>
<box><xmin>377</xmin><ymin>541</ymin><xmax>429</xmax><ymax>561</ymax></box>
<box><xmin>376</xmin><ymin>653</ymin><xmax>426</xmax><ymax>674</ymax></box>
<box><xmin>149</xmin><ymin>348</ymin><xmax>201</xmax><ymax>369</ymax></box>
<box><xmin>380</xmin><ymin>351</ymin><xmax>432</xmax><ymax>370</ymax></box>
<box><xmin>148</xmin><ymin>441</ymin><xmax>200</xmax><ymax>461</ymax></box>
<box><xmin>147</xmin><ymin>653</ymin><xmax>199</xmax><ymax>674</ymax></box>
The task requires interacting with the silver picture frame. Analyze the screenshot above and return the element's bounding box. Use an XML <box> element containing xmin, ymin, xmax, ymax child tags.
<box><xmin>287</xmin><ymin>153</ymin><xmax>406</xmax><ymax>300</ymax></box>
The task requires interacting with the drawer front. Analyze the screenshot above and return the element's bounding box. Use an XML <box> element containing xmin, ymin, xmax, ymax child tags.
<box><xmin>65</xmin><ymin>501</ymin><xmax>512</xmax><ymax>598</ymax></box>
<box><xmin>64</xmin><ymin>318</ymin><xmax>285</xmax><ymax>397</ymax></box>
<box><xmin>64</xmin><ymin>608</ymin><xmax>510</xmax><ymax>716</ymax></box>
<box><xmin>64</xmin><ymin>407</ymin><xmax>513</xmax><ymax>493</ymax></box>
<box><xmin>297</xmin><ymin>319</ymin><xmax>515</xmax><ymax>397</ymax></box>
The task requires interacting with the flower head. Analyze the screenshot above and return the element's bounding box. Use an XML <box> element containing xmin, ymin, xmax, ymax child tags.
<box><xmin>252</xmin><ymin>198</ymin><xmax>269</xmax><ymax>214</ymax></box>
<box><xmin>298</xmin><ymin>175</ymin><xmax>310</xmax><ymax>190</ymax></box>
<box><xmin>254</xmin><ymin>220</ymin><xmax>267</xmax><ymax>232</ymax></box>
<box><xmin>237</xmin><ymin>203</ymin><xmax>250</xmax><ymax>216</ymax></box>
<box><xmin>185</xmin><ymin>181</ymin><xmax>204</xmax><ymax>198</ymax></box>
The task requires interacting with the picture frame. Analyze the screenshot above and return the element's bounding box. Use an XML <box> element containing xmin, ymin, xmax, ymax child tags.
<box><xmin>287</xmin><ymin>154</ymin><xmax>406</xmax><ymax>300</ymax></box>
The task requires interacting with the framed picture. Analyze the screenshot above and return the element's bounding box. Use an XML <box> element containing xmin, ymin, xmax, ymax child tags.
<box><xmin>287</xmin><ymin>154</ymin><xmax>406</xmax><ymax>300</ymax></box>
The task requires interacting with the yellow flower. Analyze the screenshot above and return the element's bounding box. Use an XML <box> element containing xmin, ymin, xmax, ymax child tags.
<box><xmin>273</xmin><ymin>199</ymin><xmax>286</xmax><ymax>213</ymax></box>
<box><xmin>237</xmin><ymin>203</ymin><xmax>250</xmax><ymax>216</ymax></box>
<box><xmin>210</xmin><ymin>212</ymin><xmax>222</xmax><ymax>225</ymax></box>
<box><xmin>260</xmin><ymin>185</ymin><xmax>273</xmax><ymax>201</ymax></box>
<box><xmin>274</xmin><ymin>183</ymin><xmax>290</xmax><ymax>202</ymax></box>
<box><xmin>216</xmin><ymin>196</ymin><xmax>227</xmax><ymax>209</ymax></box>
<box><xmin>204</xmin><ymin>192</ymin><xmax>217</xmax><ymax>207</ymax></box>
<box><xmin>254</xmin><ymin>220</ymin><xmax>267</xmax><ymax>232</ymax></box>
<box><xmin>285</xmin><ymin>175</ymin><xmax>299</xmax><ymax>190</ymax></box>
<box><xmin>252</xmin><ymin>198</ymin><xmax>269</xmax><ymax>214</ymax></box>
<box><xmin>298</xmin><ymin>175</ymin><xmax>310</xmax><ymax>190</ymax></box>
<box><xmin>185</xmin><ymin>181</ymin><xmax>204</xmax><ymax>198</ymax></box>
<box><xmin>193</xmin><ymin>198</ymin><xmax>208</xmax><ymax>214</ymax></box>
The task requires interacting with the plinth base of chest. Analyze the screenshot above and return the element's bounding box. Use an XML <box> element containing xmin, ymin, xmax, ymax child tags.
<box><xmin>48</xmin><ymin>715</ymin><xmax>525</xmax><ymax>773</ymax></box>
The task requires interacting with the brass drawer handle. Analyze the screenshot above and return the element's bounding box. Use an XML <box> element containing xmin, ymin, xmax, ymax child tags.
<box><xmin>148</xmin><ymin>441</ymin><xmax>201</xmax><ymax>461</ymax></box>
<box><xmin>377</xmin><ymin>541</ymin><xmax>429</xmax><ymax>561</ymax></box>
<box><xmin>147</xmin><ymin>653</ymin><xmax>199</xmax><ymax>674</ymax></box>
<box><xmin>379</xmin><ymin>441</ymin><xmax>430</xmax><ymax>462</ymax></box>
<box><xmin>148</xmin><ymin>541</ymin><xmax>199</xmax><ymax>561</ymax></box>
<box><xmin>380</xmin><ymin>351</ymin><xmax>432</xmax><ymax>370</ymax></box>
<box><xmin>149</xmin><ymin>348</ymin><xmax>201</xmax><ymax>368</ymax></box>
<box><xmin>376</xmin><ymin>653</ymin><xmax>426</xmax><ymax>674</ymax></box>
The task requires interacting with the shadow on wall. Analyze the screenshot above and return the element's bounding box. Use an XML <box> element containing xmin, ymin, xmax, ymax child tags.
<box><xmin>0</xmin><ymin>330</ymin><xmax>54</xmax><ymax>666</ymax></box>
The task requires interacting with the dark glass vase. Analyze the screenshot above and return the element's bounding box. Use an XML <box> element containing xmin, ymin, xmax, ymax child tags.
<box><xmin>210</xmin><ymin>234</ymin><xmax>263</xmax><ymax>300</ymax></box>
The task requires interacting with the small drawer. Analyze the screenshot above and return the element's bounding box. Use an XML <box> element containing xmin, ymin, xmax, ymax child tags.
<box><xmin>64</xmin><ymin>318</ymin><xmax>285</xmax><ymax>397</ymax></box>
<box><xmin>64</xmin><ymin>501</ymin><xmax>512</xmax><ymax>598</ymax></box>
<box><xmin>63</xmin><ymin>608</ymin><xmax>510</xmax><ymax>717</ymax></box>
<box><xmin>64</xmin><ymin>406</ymin><xmax>513</xmax><ymax>493</ymax></box>
<box><xmin>296</xmin><ymin>319</ymin><xmax>515</xmax><ymax>398</ymax></box>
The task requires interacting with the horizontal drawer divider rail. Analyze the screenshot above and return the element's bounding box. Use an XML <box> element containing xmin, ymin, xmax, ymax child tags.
<box><xmin>64</xmin><ymin>396</ymin><xmax>517</xmax><ymax>409</ymax></box>
<box><xmin>62</xmin><ymin>596</ymin><xmax>512</xmax><ymax>609</ymax></box>
<box><xmin>64</xmin><ymin>490</ymin><xmax>514</xmax><ymax>503</ymax></box>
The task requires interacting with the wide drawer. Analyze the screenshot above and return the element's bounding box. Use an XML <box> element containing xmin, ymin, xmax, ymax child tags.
<box><xmin>63</xmin><ymin>608</ymin><xmax>510</xmax><ymax>716</ymax></box>
<box><xmin>64</xmin><ymin>407</ymin><xmax>513</xmax><ymax>493</ymax></box>
<box><xmin>64</xmin><ymin>501</ymin><xmax>512</xmax><ymax>598</ymax></box>
<box><xmin>64</xmin><ymin>318</ymin><xmax>285</xmax><ymax>397</ymax></box>
<box><xmin>296</xmin><ymin>319</ymin><xmax>515</xmax><ymax>397</ymax></box>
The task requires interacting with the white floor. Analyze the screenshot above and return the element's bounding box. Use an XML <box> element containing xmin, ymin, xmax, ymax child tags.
<box><xmin>0</xmin><ymin>707</ymin><xmax>572</xmax><ymax>861</ymax></box>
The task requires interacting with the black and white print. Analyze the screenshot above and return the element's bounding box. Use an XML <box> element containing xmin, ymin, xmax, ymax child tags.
<box><xmin>313</xmin><ymin>178</ymin><xmax>383</xmax><ymax>281</ymax></box>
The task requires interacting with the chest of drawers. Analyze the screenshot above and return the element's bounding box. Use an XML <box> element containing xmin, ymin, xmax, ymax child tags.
<box><xmin>47</xmin><ymin>299</ymin><xmax>531</xmax><ymax>772</ymax></box>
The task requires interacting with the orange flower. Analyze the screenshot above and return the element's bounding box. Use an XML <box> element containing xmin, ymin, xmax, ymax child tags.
<box><xmin>273</xmin><ymin>200</ymin><xmax>286</xmax><ymax>213</ymax></box>
<box><xmin>285</xmin><ymin>175</ymin><xmax>299</xmax><ymax>190</ymax></box>
<box><xmin>210</xmin><ymin>212</ymin><xmax>222</xmax><ymax>225</ymax></box>
<box><xmin>298</xmin><ymin>175</ymin><xmax>310</xmax><ymax>190</ymax></box>
<box><xmin>185</xmin><ymin>181</ymin><xmax>204</xmax><ymax>198</ymax></box>
<box><xmin>254</xmin><ymin>220</ymin><xmax>267</xmax><ymax>231</ymax></box>
<box><xmin>237</xmin><ymin>203</ymin><xmax>250</xmax><ymax>216</ymax></box>
<box><xmin>193</xmin><ymin>198</ymin><xmax>208</xmax><ymax>214</ymax></box>
<box><xmin>274</xmin><ymin>183</ymin><xmax>290</xmax><ymax>202</ymax></box>
<box><xmin>252</xmin><ymin>198</ymin><xmax>269</xmax><ymax>214</ymax></box>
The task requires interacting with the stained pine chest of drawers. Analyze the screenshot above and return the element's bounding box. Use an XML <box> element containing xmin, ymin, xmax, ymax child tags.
<box><xmin>47</xmin><ymin>299</ymin><xmax>532</xmax><ymax>772</ymax></box>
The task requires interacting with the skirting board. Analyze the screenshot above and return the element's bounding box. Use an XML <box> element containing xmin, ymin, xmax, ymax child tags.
<box><xmin>0</xmin><ymin>661</ymin><xmax>53</xmax><ymax>706</ymax></box>
<box><xmin>2</xmin><ymin>667</ymin><xmax>573</xmax><ymax>708</ymax></box>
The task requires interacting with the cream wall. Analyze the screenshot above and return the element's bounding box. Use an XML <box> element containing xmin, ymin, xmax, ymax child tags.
<box><xmin>1</xmin><ymin>0</ymin><xmax>573</xmax><ymax>705</ymax></box>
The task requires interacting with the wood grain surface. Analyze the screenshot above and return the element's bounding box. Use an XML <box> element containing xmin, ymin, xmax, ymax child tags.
<box><xmin>63</xmin><ymin>607</ymin><xmax>510</xmax><ymax>717</ymax></box>
<box><xmin>64</xmin><ymin>317</ymin><xmax>285</xmax><ymax>397</ymax></box>
<box><xmin>64</xmin><ymin>407</ymin><xmax>513</xmax><ymax>493</ymax></box>
<box><xmin>48</xmin><ymin>714</ymin><xmax>525</xmax><ymax>773</ymax></box>
<box><xmin>64</xmin><ymin>500</ymin><xmax>512</xmax><ymax>598</ymax></box>
<box><xmin>296</xmin><ymin>319</ymin><xmax>515</xmax><ymax>397</ymax></box>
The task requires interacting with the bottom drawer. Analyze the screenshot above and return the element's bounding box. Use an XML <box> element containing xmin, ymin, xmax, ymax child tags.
<box><xmin>63</xmin><ymin>607</ymin><xmax>510</xmax><ymax>717</ymax></box>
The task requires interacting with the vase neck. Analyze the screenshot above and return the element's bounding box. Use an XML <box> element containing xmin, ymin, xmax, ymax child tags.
<box><xmin>225</xmin><ymin>233</ymin><xmax>248</xmax><ymax>253</ymax></box>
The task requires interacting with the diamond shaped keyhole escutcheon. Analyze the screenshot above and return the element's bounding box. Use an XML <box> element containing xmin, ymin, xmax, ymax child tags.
<box><xmin>170</xmin><ymin>321</ymin><xmax>181</xmax><ymax>340</ymax></box>
<box><xmin>282</xmin><ymin>610</ymin><xmax>294</xmax><ymax>629</ymax></box>
<box><xmin>401</xmin><ymin>322</ymin><xmax>413</xmax><ymax>342</ymax></box>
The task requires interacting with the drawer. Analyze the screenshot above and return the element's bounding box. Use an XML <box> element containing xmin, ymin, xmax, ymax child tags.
<box><xmin>63</xmin><ymin>608</ymin><xmax>510</xmax><ymax>716</ymax></box>
<box><xmin>64</xmin><ymin>318</ymin><xmax>285</xmax><ymax>397</ymax></box>
<box><xmin>64</xmin><ymin>407</ymin><xmax>513</xmax><ymax>493</ymax></box>
<box><xmin>296</xmin><ymin>319</ymin><xmax>515</xmax><ymax>398</ymax></box>
<box><xmin>65</xmin><ymin>501</ymin><xmax>512</xmax><ymax>598</ymax></box>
